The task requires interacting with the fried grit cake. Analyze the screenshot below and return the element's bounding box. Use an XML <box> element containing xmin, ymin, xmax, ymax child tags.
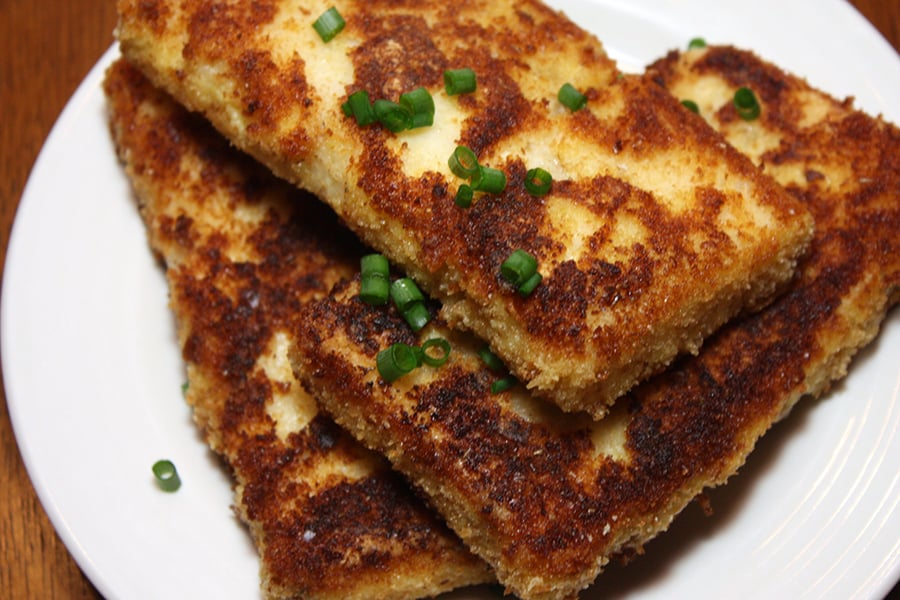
<box><xmin>115</xmin><ymin>0</ymin><xmax>813</xmax><ymax>417</ymax></box>
<box><xmin>103</xmin><ymin>58</ymin><xmax>492</xmax><ymax>600</ymax></box>
<box><xmin>289</xmin><ymin>48</ymin><xmax>899</xmax><ymax>599</ymax></box>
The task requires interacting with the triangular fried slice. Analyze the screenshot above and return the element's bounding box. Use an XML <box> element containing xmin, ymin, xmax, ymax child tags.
<box><xmin>289</xmin><ymin>47</ymin><xmax>899</xmax><ymax>599</ymax></box>
<box><xmin>103</xmin><ymin>58</ymin><xmax>492</xmax><ymax>600</ymax></box>
<box><xmin>115</xmin><ymin>0</ymin><xmax>813</xmax><ymax>417</ymax></box>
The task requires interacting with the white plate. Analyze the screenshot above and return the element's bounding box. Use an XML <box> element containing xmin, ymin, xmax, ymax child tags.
<box><xmin>3</xmin><ymin>1</ymin><xmax>898</xmax><ymax>599</ymax></box>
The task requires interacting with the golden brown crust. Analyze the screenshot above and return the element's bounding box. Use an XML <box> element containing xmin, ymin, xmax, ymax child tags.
<box><xmin>291</xmin><ymin>47</ymin><xmax>899</xmax><ymax>599</ymax></box>
<box><xmin>103</xmin><ymin>58</ymin><xmax>492</xmax><ymax>600</ymax></box>
<box><xmin>116</xmin><ymin>0</ymin><xmax>814</xmax><ymax>416</ymax></box>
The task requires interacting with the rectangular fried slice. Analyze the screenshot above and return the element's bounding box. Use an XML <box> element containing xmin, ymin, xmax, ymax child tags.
<box><xmin>103</xmin><ymin>58</ymin><xmax>492</xmax><ymax>600</ymax></box>
<box><xmin>289</xmin><ymin>47</ymin><xmax>899</xmax><ymax>599</ymax></box>
<box><xmin>115</xmin><ymin>0</ymin><xmax>813</xmax><ymax>417</ymax></box>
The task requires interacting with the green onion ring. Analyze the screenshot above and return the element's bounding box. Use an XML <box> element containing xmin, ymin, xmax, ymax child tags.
<box><xmin>152</xmin><ymin>459</ymin><xmax>181</xmax><ymax>492</ymax></box>
<box><xmin>444</xmin><ymin>68</ymin><xmax>477</xmax><ymax>95</ymax></box>
<box><xmin>344</xmin><ymin>90</ymin><xmax>376</xmax><ymax>126</ymax></box>
<box><xmin>448</xmin><ymin>146</ymin><xmax>480</xmax><ymax>179</ymax></box>
<box><xmin>524</xmin><ymin>167</ymin><xmax>552</xmax><ymax>196</ymax></box>
<box><xmin>420</xmin><ymin>338</ymin><xmax>452</xmax><ymax>367</ymax></box>
<box><xmin>401</xmin><ymin>302</ymin><xmax>431</xmax><ymax>332</ymax></box>
<box><xmin>399</xmin><ymin>87</ymin><xmax>435</xmax><ymax>128</ymax></box>
<box><xmin>455</xmin><ymin>184</ymin><xmax>474</xmax><ymax>208</ymax></box>
<box><xmin>312</xmin><ymin>7</ymin><xmax>345</xmax><ymax>43</ymax></box>
<box><xmin>490</xmin><ymin>376</ymin><xmax>518</xmax><ymax>394</ymax></box>
<box><xmin>390</xmin><ymin>278</ymin><xmax>425</xmax><ymax>311</ymax></box>
<box><xmin>471</xmin><ymin>165</ymin><xmax>507</xmax><ymax>194</ymax></box>
<box><xmin>688</xmin><ymin>37</ymin><xmax>707</xmax><ymax>49</ymax></box>
<box><xmin>478</xmin><ymin>346</ymin><xmax>506</xmax><ymax>372</ymax></box>
<box><xmin>359</xmin><ymin>254</ymin><xmax>390</xmax><ymax>305</ymax></box>
<box><xmin>374</xmin><ymin>99</ymin><xmax>412</xmax><ymax>132</ymax></box>
<box><xmin>558</xmin><ymin>82</ymin><xmax>587</xmax><ymax>111</ymax></box>
<box><xmin>377</xmin><ymin>343</ymin><xmax>420</xmax><ymax>382</ymax></box>
<box><xmin>733</xmin><ymin>87</ymin><xmax>761</xmax><ymax>121</ymax></box>
<box><xmin>501</xmin><ymin>249</ymin><xmax>538</xmax><ymax>288</ymax></box>
<box><xmin>681</xmin><ymin>99</ymin><xmax>700</xmax><ymax>114</ymax></box>
<box><xmin>517</xmin><ymin>272</ymin><xmax>543</xmax><ymax>297</ymax></box>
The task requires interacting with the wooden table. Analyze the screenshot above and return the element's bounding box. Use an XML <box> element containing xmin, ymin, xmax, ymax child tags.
<box><xmin>1</xmin><ymin>2</ymin><xmax>897</xmax><ymax>598</ymax></box>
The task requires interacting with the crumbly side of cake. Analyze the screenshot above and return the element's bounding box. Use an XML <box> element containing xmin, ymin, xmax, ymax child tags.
<box><xmin>116</xmin><ymin>0</ymin><xmax>813</xmax><ymax>417</ymax></box>
<box><xmin>290</xmin><ymin>47</ymin><xmax>898</xmax><ymax>599</ymax></box>
<box><xmin>103</xmin><ymin>58</ymin><xmax>493</xmax><ymax>600</ymax></box>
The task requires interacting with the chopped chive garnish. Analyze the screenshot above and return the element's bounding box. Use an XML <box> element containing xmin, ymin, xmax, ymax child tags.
<box><xmin>681</xmin><ymin>99</ymin><xmax>700</xmax><ymax>114</ymax></box>
<box><xmin>359</xmin><ymin>253</ymin><xmax>390</xmax><ymax>305</ymax></box>
<box><xmin>478</xmin><ymin>345</ymin><xmax>506</xmax><ymax>371</ymax></box>
<box><xmin>390</xmin><ymin>278</ymin><xmax>430</xmax><ymax>331</ymax></box>
<box><xmin>501</xmin><ymin>249</ymin><xmax>538</xmax><ymax>288</ymax></box>
<box><xmin>524</xmin><ymin>167</ymin><xmax>552</xmax><ymax>196</ymax></box>
<box><xmin>558</xmin><ymin>82</ymin><xmax>587</xmax><ymax>111</ymax></box>
<box><xmin>491</xmin><ymin>376</ymin><xmax>518</xmax><ymax>394</ymax></box>
<box><xmin>455</xmin><ymin>184</ymin><xmax>474</xmax><ymax>208</ymax></box>
<box><xmin>343</xmin><ymin>90</ymin><xmax>376</xmax><ymax>126</ymax></box>
<box><xmin>390</xmin><ymin>278</ymin><xmax>425</xmax><ymax>311</ymax></box>
<box><xmin>377</xmin><ymin>339</ymin><xmax>452</xmax><ymax>382</ymax></box>
<box><xmin>471</xmin><ymin>165</ymin><xmax>507</xmax><ymax>194</ymax></box>
<box><xmin>374</xmin><ymin>98</ymin><xmax>412</xmax><ymax>132</ymax></box>
<box><xmin>444</xmin><ymin>68</ymin><xmax>477</xmax><ymax>95</ymax></box>
<box><xmin>448</xmin><ymin>146</ymin><xmax>480</xmax><ymax>179</ymax></box>
<box><xmin>420</xmin><ymin>338</ymin><xmax>451</xmax><ymax>367</ymax></box>
<box><xmin>377</xmin><ymin>342</ymin><xmax>420</xmax><ymax>382</ymax></box>
<box><xmin>517</xmin><ymin>272</ymin><xmax>543</xmax><ymax>297</ymax></box>
<box><xmin>152</xmin><ymin>459</ymin><xmax>181</xmax><ymax>492</ymax></box>
<box><xmin>400</xmin><ymin>301</ymin><xmax>431</xmax><ymax>331</ymax></box>
<box><xmin>733</xmin><ymin>87</ymin><xmax>761</xmax><ymax>121</ymax></box>
<box><xmin>399</xmin><ymin>87</ymin><xmax>435</xmax><ymax>128</ymax></box>
<box><xmin>361</xmin><ymin>253</ymin><xmax>389</xmax><ymax>278</ymax></box>
<box><xmin>360</xmin><ymin>274</ymin><xmax>390</xmax><ymax>305</ymax></box>
<box><xmin>181</xmin><ymin>381</ymin><xmax>189</xmax><ymax>396</ymax></box>
<box><xmin>312</xmin><ymin>7</ymin><xmax>345</xmax><ymax>42</ymax></box>
<box><xmin>688</xmin><ymin>37</ymin><xmax>707</xmax><ymax>49</ymax></box>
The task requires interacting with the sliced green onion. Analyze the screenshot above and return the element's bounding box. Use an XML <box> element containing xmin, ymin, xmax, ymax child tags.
<box><xmin>342</xmin><ymin>90</ymin><xmax>376</xmax><ymax>126</ymax></box>
<box><xmin>501</xmin><ymin>249</ymin><xmax>538</xmax><ymax>288</ymax></box>
<box><xmin>400</xmin><ymin>301</ymin><xmax>431</xmax><ymax>332</ymax></box>
<box><xmin>688</xmin><ymin>37</ymin><xmax>707</xmax><ymax>49</ymax></box>
<box><xmin>399</xmin><ymin>87</ymin><xmax>435</xmax><ymax>128</ymax></box>
<box><xmin>681</xmin><ymin>99</ymin><xmax>700</xmax><ymax>114</ymax></box>
<box><xmin>455</xmin><ymin>184</ymin><xmax>474</xmax><ymax>208</ymax></box>
<box><xmin>471</xmin><ymin>165</ymin><xmax>507</xmax><ymax>194</ymax></box>
<box><xmin>733</xmin><ymin>87</ymin><xmax>761</xmax><ymax>121</ymax></box>
<box><xmin>312</xmin><ymin>7</ymin><xmax>345</xmax><ymax>42</ymax></box>
<box><xmin>444</xmin><ymin>68</ymin><xmax>477</xmax><ymax>95</ymax></box>
<box><xmin>360</xmin><ymin>275</ymin><xmax>389</xmax><ymax>305</ymax></box>
<box><xmin>558</xmin><ymin>82</ymin><xmax>587</xmax><ymax>111</ymax></box>
<box><xmin>420</xmin><ymin>338</ymin><xmax>451</xmax><ymax>367</ymax></box>
<box><xmin>491</xmin><ymin>376</ymin><xmax>518</xmax><ymax>394</ymax></box>
<box><xmin>517</xmin><ymin>272</ymin><xmax>542</xmax><ymax>297</ymax></box>
<box><xmin>478</xmin><ymin>346</ymin><xmax>505</xmax><ymax>372</ymax></box>
<box><xmin>377</xmin><ymin>342</ymin><xmax>420</xmax><ymax>382</ymax></box>
<box><xmin>361</xmin><ymin>253</ymin><xmax>389</xmax><ymax>279</ymax></box>
<box><xmin>374</xmin><ymin>98</ymin><xmax>412</xmax><ymax>132</ymax></box>
<box><xmin>448</xmin><ymin>146</ymin><xmax>480</xmax><ymax>179</ymax></box>
<box><xmin>152</xmin><ymin>459</ymin><xmax>181</xmax><ymax>492</ymax></box>
<box><xmin>181</xmin><ymin>381</ymin><xmax>189</xmax><ymax>396</ymax></box>
<box><xmin>524</xmin><ymin>167</ymin><xmax>552</xmax><ymax>196</ymax></box>
<box><xmin>390</xmin><ymin>278</ymin><xmax>425</xmax><ymax>311</ymax></box>
<box><xmin>359</xmin><ymin>253</ymin><xmax>390</xmax><ymax>305</ymax></box>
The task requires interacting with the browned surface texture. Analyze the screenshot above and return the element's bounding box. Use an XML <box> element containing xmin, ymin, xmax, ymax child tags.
<box><xmin>0</xmin><ymin>1</ymin><xmax>897</xmax><ymax>599</ymax></box>
<box><xmin>292</xmin><ymin>46</ymin><xmax>899</xmax><ymax>599</ymax></box>
<box><xmin>115</xmin><ymin>0</ymin><xmax>815</xmax><ymax>416</ymax></box>
<box><xmin>102</xmin><ymin>57</ymin><xmax>491</xmax><ymax>599</ymax></box>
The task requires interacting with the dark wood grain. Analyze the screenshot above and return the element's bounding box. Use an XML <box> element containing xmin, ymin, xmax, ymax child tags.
<box><xmin>0</xmin><ymin>1</ymin><xmax>896</xmax><ymax>598</ymax></box>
